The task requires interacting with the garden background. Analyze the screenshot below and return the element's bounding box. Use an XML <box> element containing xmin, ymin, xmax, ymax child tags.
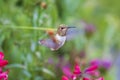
<box><xmin>0</xmin><ymin>0</ymin><xmax>120</xmax><ymax>80</ymax></box>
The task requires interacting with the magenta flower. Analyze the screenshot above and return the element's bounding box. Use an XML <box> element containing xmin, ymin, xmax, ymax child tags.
<box><xmin>73</xmin><ymin>64</ymin><xmax>81</xmax><ymax>74</ymax></box>
<box><xmin>0</xmin><ymin>60</ymin><xmax>8</xmax><ymax>67</ymax></box>
<box><xmin>0</xmin><ymin>69</ymin><xmax>9</xmax><ymax>80</ymax></box>
<box><xmin>0</xmin><ymin>52</ymin><xmax>9</xmax><ymax>80</ymax></box>
<box><xmin>82</xmin><ymin>77</ymin><xmax>104</xmax><ymax>80</ymax></box>
<box><xmin>90</xmin><ymin>59</ymin><xmax>112</xmax><ymax>70</ymax></box>
<box><xmin>83</xmin><ymin>77</ymin><xmax>90</xmax><ymax>80</ymax></box>
<box><xmin>62</xmin><ymin>75</ymin><xmax>69</xmax><ymax>80</ymax></box>
<box><xmin>62</xmin><ymin>63</ymin><xmax>103</xmax><ymax>80</ymax></box>
<box><xmin>0</xmin><ymin>52</ymin><xmax>8</xmax><ymax>67</ymax></box>
<box><xmin>96</xmin><ymin>77</ymin><xmax>104</xmax><ymax>80</ymax></box>
<box><xmin>62</xmin><ymin>66</ymin><xmax>72</xmax><ymax>78</ymax></box>
<box><xmin>72</xmin><ymin>64</ymin><xmax>99</xmax><ymax>80</ymax></box>
<box><xmin>85</xmin><ymin>70</ymin><xmax>100</xmax><ymax>77</ymax></box>
<box><xmin>85</xmin><ymin>65</ymin><xmax>98</xmax><ymax>72</ymax></box>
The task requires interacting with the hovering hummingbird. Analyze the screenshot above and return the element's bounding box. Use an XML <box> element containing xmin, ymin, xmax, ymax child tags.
<box><xmin>39</xmin><ymin>24</ymin><xmax>84</xmax><ymax>51</ymax></box>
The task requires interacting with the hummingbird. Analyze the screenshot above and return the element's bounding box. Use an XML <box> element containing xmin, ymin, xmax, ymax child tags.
<box><xmin>39</xmin><ymin>24</ymin><xmax>84</xmax><ymax>51</ymax></box>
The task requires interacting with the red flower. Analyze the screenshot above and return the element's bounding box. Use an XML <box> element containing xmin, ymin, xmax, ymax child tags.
<box><xmin>0</xmin><ymin>52</ymin><xmax>4</xmax><ymax>60</ymax></box>
<box><xmin>0</xmin><ymin>69</ymin><xmax>9</xmax><ymax>80</ymax></box>
<box><xmin>83</xmin><ymin>77</ymin><xmax>90</xmax><ymax>80</ymax></box>
<box><xmin>0</xmin><ymin>52</ymin><xmax>8</xmax><ymax>67</ymax></box>
<box><xmin>62</xmin><ymin>66</ymin><xmax>72</xmax><ymax>78</ymax></box>
<box><xmin>85</xmin><ymin>65</ymin><xmax>98</xmax><ymax>72</ymax></box>
<box><xmin>0</xmin><ymin>60</ymin><xmax>8</xmax><ymax>67</ymax></box>
<box><xmin>96</xmin><ymin>77</ymin><xmax>104</xmax><ymax>80</ymax></box>
<box><xmin>62</xmin><ymin>75</ymin><xmax>69</xmax><ymax>80</ymax></box>
<box><xmin>73</xmin><ymin>64</ymin><xmax>81</xmax><ymax>74</ymax></box>
<box><xmin>61</xmin><ymin>63</ymin><xmax>103</xmax><ymax>80</ymax></box>
<box><xmin>90</xmin><ymin>59</ymin><xmax>112</xmax><ymax>70</ymax></box>
<box><xmin>85</xmin><ymin>70</ymin><xmax>100</xmax><ymax>77</ymax></box>
<box><xmin>0</xmin><ymin>52</ymin><xmax>9</xmax><ymax>80</ymax></box>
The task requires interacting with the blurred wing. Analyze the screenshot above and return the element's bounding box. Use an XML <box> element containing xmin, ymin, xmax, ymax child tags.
<box><xmin>66</xmin><ymin>27</ymin><xmax>84</xmax><ymax>40</ymax></box>
<box><xmin>39</xmin><ymin>39</ymin><xmax>57</xmax><ymax>49</ymax></box>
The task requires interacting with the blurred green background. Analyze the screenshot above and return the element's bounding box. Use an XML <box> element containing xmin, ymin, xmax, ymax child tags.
<box><xmin>0</xmin><ymin>0</ymin><xmax>120</xmax><ymax>80</ymax></box>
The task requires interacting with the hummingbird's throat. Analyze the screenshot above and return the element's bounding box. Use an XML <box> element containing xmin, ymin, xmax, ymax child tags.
<box><xmin>55</xmin><ymin>34</ymin><xmax>66</xmax><ymax>45</ymax></box>
<box><xmin>58</xmin><ymin>31</ymin><xmax>66</xmax><ymax>36</ymax></box>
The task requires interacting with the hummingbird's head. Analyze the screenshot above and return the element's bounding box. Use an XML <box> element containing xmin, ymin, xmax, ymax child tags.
<box><xmin>57</xmin><ymin>24</ymin><xmax>76</xmax><ymax>36</ymax></box>
<box><xmin>57</xmin><ymin>24</ymin><xmax>68</xmax><ymax>36</ymax></box>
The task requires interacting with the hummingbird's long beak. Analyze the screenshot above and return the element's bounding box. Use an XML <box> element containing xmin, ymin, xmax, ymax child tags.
<box><xmin>67</xmin><ymin>26</ymin><xmax>76</xmax><ymax>29</ymax></box>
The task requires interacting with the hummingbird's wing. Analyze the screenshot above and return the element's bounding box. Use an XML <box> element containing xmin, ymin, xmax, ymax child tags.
<box><xmin>39</xmin><ymin>39</ymin><xmax>58</xmax><ymax>50</ymax></box>
<box><xmin>66</xmin><ymin>27</ymin><xmax>84</xmax><ymax>40</ymax></box>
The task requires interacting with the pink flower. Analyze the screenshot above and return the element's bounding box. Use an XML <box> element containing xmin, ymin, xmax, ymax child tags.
<box><xmin>85</xmin><ymin>65</ymin><xmax>98</xmax><ymax>72</ymax></box>
<box><xmin>0</xmin><ymin>52</ymin><xmax>4</xmax><ymax>60</ymax></box>
<box><xmin>0</xmin><ymin>52</ymin><xmax>8</xmax><ymax>67</ymax></box>
<box><xmin>62</xmin><ymin>66</ymin><xmax>72</xmax><ymax>78</ymax></box>
<box><xmin>90</xmin><ymin>59</ymin><xmax>112</xmax><ymax>70</ymax></box>
<box><xmin>85</xmin><ymin>70</ymin><xmax>100</xmax><ymax>77</ymax></box>
<box><xmin>71</xmin><ymin>74</ymin><xmax>77</xmax><ymax>80</ymax></box>
<box><xmin>73</xmin><ymin>64</ymin><xmax>81</xmax><ymax>74</ymax></box>
<box><xmin>0</xmin><ymin>52</ymin><xmax>9</xmax><ymax>80</ymax></box>
<box><xmin>62</xmin><ymin>75</ymin><xmax>69</xmax><ymax>80</ymax></box>
<box><xmin>83</xmin><ymin>77</ymin><xmax>90</xmax><ymax>80</ymax></box>
<box><xmin>0</xmin><ymin>69</ymin><xmax>9</xmax><ymax>80</ymax></box>
<box><xmin>61</xmin><ymin>62</ymin><xmax>104</xmax><ymax>80</ymax></box>
<box><xmin>0</xmin><ymin>60</ymin><xmax>8</xmax><ymax>67</ymax></box>
<box><xmin>96</xmin><ymin>77</ymin><xmax>104</xmax><ymax>80</ymax></box>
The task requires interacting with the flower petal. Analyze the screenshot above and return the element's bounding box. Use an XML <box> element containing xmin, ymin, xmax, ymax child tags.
<box><xmin>102</xmin><ymin>60</ymin><xmax>111</xmax><ymax>69</ymax></box>
<box><xmin>62</xmin><ymin>75</ymin><xmax>69</xmax><ymax>80</ymax></box>
<box><xmin>86</xmin><ymin>70</ymin><xmax>100</xmax><ymax>77</ymax></box>
<box><xmin>85</xmin><ymin>65</ymin><xmax>98</xmax><ymax>72</ymax></box>
<box><xmin>0</xmin><ymin>60</ymin><xmax>8</xmax><ymax>67</ymax></box>
<box><xmin>83</xmin><ymin>77</ymin><xmax>90</xmax><ymax>80</ymax></box>
<box><xmin>62</xmin><ymin>66</ymin><xmax>72</xmax><ymax>78</ymax></box>
<box><xmin>90</xmin><ymin>59</ymin><xmax>101</xmax><ymax>66</ymax></box>
<box><xmin>96</xmin><ymin>77</ymin><xmax>104</xmax><ymax>80</ymax></box>
<box><xmin>0</xmin><ymin>52</ymin><xmax>4</xmax><ymax>60</ymax></box>
<box><xmin>0</xmin><ymin>70</ymin><xmax>8</xmax><ymax>80</ymax></box>
<box><xmin>73</xmin><ymin>64</ymin><xmax>81</xmax><ymax>74</ymax></box>
<box><xmin>71</xmin><ymin>74</ymin><xmax>77</xmax><ymax>80</ymax></box>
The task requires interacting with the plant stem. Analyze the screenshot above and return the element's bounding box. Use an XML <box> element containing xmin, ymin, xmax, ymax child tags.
<box><xmin>14</xmin><ymin>26</ymin><xmax>57</xmax><ymax>31</ymax></box>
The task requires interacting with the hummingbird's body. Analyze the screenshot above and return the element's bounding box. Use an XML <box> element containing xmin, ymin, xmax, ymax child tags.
<box><xmin>51</xmin><ymin>34</ymin><xmax>66</xmax><ymax>50</ymax></box>
<box><xmin>39</xmin><ymin>24</ymin><xmax>83</xmax><ymax>51</ymax></box>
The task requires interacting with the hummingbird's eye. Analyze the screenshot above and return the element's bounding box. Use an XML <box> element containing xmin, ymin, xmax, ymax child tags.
<box><xmin>61</xmin><ymin>27</ymin><xmax>64</xmax><ymax>29</ymax></box>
